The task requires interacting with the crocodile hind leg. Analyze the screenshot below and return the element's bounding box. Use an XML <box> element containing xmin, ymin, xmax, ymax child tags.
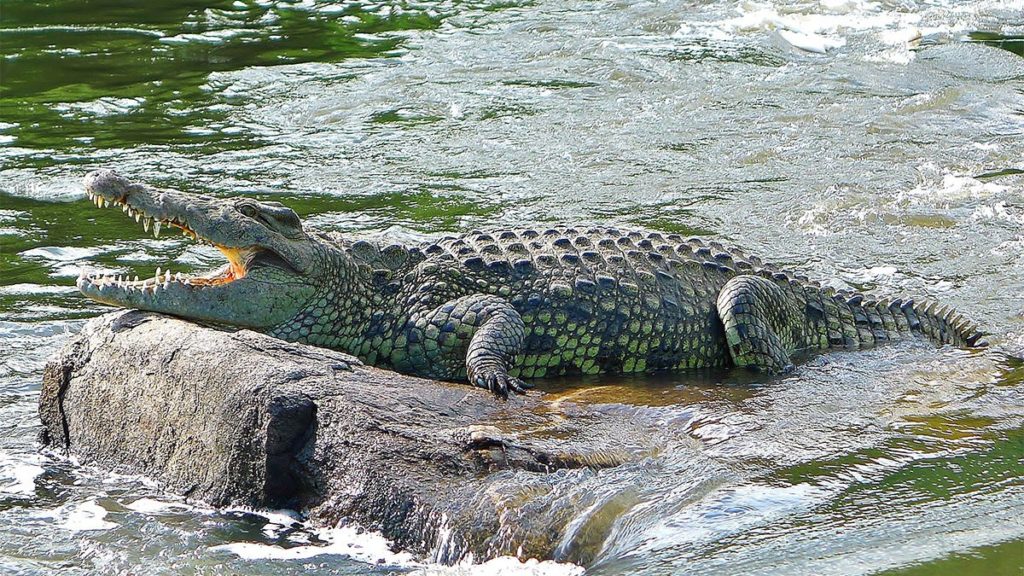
<box><xmin>401</xmin><ymin>294</ymin><xmax>530</xmax><ymax>399</ymax></box>
<box><xmin>716</xmin><ymin>275</ymin><xmax>803</xmax><ymax>374</ymax></box>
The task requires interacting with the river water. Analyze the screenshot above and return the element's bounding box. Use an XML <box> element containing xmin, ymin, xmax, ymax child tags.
<box><xmin>2</xmin><ymin>0</ymin><xmax>1023</xmax><ymax>574</ymax></box>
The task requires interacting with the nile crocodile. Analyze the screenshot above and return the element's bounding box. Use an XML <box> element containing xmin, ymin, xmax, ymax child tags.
<box><xmin>77</xmin><ymin>170</ymin><xmax>987</xmax><ymax>397</ymax></box>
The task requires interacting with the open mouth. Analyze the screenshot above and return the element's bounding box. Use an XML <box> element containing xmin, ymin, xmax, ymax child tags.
<box><xmin>78</xmin><ymin>187</ymin><xmax>257</xmax><ymax>294</ymax></box>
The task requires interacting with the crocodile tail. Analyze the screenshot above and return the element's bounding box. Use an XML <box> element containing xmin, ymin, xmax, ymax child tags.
<box><xmin>894</xmin><ymin>298</ymin><xmax>987</xmax><ymax>348</ymax></box>
<box><xmin>805</xmin><ymin>287</ymin><xmax>987</xmax><ymax>350</ymax></box>
<box><xmin>859</xmin><ymin>296</ymin><xmax>987</xmax><ymax>349</ymax></box>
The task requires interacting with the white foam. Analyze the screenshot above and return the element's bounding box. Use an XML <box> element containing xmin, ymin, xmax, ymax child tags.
<box><xmin>971</xmin><ymin>202</ymin><xmax>1021</xmax><ymax>224</ymax></box>
<box><xmin>878</xmin><ymin>27</ymin><xmax>922</xmax><ymax>45</ymax></box>
<box><xmin>52</xmin><ymin>97</ymin><xmax>145</xmax><ymax>118</ymax></box>
<box><xmin>51</xmin><ymin>500</ymin><xmax>118</xmax><ymax>532</ymax></box>
<box><xmin>0</xmin><ymin>283</ymin><xmax>78</xmax><ymax>296</ymax></box>
<box><xmin>777</xmin><ymin>29</ymin><xmax>846</xmax><ymax>54</ymax></box>
<box><xmin>210</xmin><ymin>510</ymin><xmax>583</xmax><ymax>574</ymax></box>
<box><xmin>224</xmin><ymin>506</ymin><xmax>302</xmax><ymax>527</ymax></box>
<box><xmin>224</xmin><ymin>506</ymin><xmax>303</xmax><ymax>539</ymax></box>
<box><xmin>159</xmin><ymin>29</ymin><xmax>247</xmax><ymax>46</ymax></box>
<box><xmin>0</xmin><ymin>453</ymin><xmax>44</xmax><ymax>496</ymax></box>
<box><xmin>846</xmin><ymin>266</ymin><xmax>900</xmax><ymax>283</ymax></box>
<box><xmin>689</xmin><ymin>0</ymin><xmax>905</xmax><ymax>54</ymax></box>
<box><xmin>125</xmin><ymin>497</ymin><xmax>202</xmax><ymax>515</ymax></box>
<box><xmin>898</xmin><ymin>170</ymin><xmax>1010</xmax><ymax>205</ymax></box>
<box><xmin>673</xmin><ymin>0</ymin><xmax>1021</xmax><ymax>63</ymax></box>
<box><xmin>210</xmin><ymin>523</ymin><xmax>420</xmax><ymax>566</ymax></box>
<box><xmin>115</xmin><ymin>250</ymin><xmax>166</xmax><ymax>262</ymax></box>
<box><xmin>19</xmin><ymin>246</ymin><xmax>103</xmax><ymax>262</ymax></box>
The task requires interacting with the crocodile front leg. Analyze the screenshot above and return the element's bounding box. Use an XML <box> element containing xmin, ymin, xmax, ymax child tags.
<box><xmin>398</xmin><ymin>294</ymin><xmax>531</xmax><ymax>398</ymax></box>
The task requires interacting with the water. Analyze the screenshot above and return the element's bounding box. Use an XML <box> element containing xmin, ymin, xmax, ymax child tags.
<box><xmin>2</xmin><ymin>0</ymin><xmax>1024</xmax><ymax>573</ymax></box>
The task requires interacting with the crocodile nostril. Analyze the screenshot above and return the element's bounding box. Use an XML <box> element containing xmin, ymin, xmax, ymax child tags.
<box><xmin>84</xmin><ymin>169</ymin><xmax>131</xmax><ymax>202</ymax></box>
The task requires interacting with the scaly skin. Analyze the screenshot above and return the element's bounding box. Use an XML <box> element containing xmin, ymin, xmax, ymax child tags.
<box><xmin>78</xmin><ymin>171</ymin><xmax>988</xmax><ymax>398</ymax></box>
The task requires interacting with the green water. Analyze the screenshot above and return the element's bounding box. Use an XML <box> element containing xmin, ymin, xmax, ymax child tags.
<box><xmin>2</xmin><ymin>0</ymin><xmax>1024</xmax><ymax>574</ymax></box>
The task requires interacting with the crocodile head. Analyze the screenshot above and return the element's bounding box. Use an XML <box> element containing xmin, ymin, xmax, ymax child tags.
<box><xmin>77</xmin><ymin>170</ymin><xmax>319</xmax><ymax>329</ymax></box>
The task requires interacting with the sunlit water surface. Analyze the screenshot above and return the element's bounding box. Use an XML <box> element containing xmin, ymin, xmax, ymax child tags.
<box><xmin>2</xmin><ymin>0</ymin><xmax>1023</xmax><ymax>574</ymax></box>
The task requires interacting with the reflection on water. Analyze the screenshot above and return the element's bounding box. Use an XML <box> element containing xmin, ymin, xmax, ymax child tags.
<box><xmin>2</xmin><ymin>0</ymin><xmax>1024</xmax><ymax>574</ymax></box>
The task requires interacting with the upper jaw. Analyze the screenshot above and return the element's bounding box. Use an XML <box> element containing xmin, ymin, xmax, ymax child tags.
<box><xmin>79</xmin><ymin>170</ymin><xmax>285</xmax><ymax>298</ymax></box>
<box><xmin>84</xmin><ymin>169</ymin><xmax>209</xmax><ymax>243</ymax></box>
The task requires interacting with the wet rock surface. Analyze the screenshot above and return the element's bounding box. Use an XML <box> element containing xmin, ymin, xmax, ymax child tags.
<box><xmin>38</xmin><ymin>311</ymin><xmax>643</xmax><ymax>564</ymax></box>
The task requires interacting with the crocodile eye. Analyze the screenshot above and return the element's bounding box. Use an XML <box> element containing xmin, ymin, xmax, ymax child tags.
<box><xmin>239</xmin><ymin>204</ymin><xmax>259</xmax><ymax>219</ymax></box>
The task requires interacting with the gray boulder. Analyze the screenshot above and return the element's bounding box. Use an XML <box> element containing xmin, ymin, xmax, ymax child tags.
<box><xmin>39</xmin><ymin>311</ymin><xmax>661</xmax><ymax>564</ymax></box>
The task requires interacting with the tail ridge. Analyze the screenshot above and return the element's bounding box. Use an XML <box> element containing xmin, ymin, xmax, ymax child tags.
<box><xmin>845</xmin><ymin>293</ymin><xmax>987</xmax><ymax>349</ymax></box>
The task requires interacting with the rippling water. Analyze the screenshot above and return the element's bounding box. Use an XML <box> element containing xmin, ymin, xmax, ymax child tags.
<box><xmin>2</xmin><ymin>0</ymin><xmax>1023</xmax><ymax>574</ymax></box>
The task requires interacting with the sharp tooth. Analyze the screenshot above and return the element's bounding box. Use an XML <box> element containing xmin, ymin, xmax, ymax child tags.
<box><xmin>98</xmin><ymin>197</ymin><xmax>106</xmax><ymax>208</ymax></box>
<box><xmin>154</xmin><ymin>220</ymin><xmax>161</xmax><ymax>237</ymax></box>
<box><xmin>135</xmin><ymin>212</ymin><xmax>141</xmax><ymax>223</ymax></box>
<box><xmin>175</xmin><ymin>272</ymin><xmax>183</xmax><ymax>281</ymax></box>
<box><xmin>143</xmin><ymin>217</ymin><xmax>151</xmax><ymax>232</ymax></box>
<box><xmin>155</xmin><ymin>267</ymin><xmax>162</xmax><ymax>282</ymax></box>
<box><xmin>134</xmin><ymin>275</ymin><xmax>140</xmax><ymax>284</ymax></box>
<box><xmin>122</xmin><ymin>204</ymin><xmax>129</xmax><ymax>213</ymax></box>
<box><xmin>164</xmin><ymin>270</ymin><xmax>171</xmax><ymax>282</ymax></box>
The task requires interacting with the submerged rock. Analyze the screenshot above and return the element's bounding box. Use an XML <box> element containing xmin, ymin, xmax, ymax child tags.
<box><xmin>38</xmin><ymin>311</ymin><xmax>656</xmax><ymax>564</ymax></box>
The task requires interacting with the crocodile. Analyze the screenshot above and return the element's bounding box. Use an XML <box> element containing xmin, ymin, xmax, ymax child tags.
<box><xmin>77</xmin><ymin>170</ymin><xmax>987</xmax><ymax>397</ymax></box>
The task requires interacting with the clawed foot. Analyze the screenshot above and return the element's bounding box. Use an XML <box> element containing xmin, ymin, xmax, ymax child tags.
<box><xmin>472</xmin><ymin>370</ymin><xmax>533</xmax><ymax>399</ymax></box>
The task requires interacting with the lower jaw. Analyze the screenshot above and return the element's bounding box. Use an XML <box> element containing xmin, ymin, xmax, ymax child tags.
<box><xmin>78</xmin><ymin>264</ymin><xmax>242</xmax><ymax>294</ymax></box>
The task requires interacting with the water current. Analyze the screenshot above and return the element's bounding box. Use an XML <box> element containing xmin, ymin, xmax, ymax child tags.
<box><xmin>2</xmin><ymin>0</ymin><xmax>1023</xmax><ymax>574</ymax></box>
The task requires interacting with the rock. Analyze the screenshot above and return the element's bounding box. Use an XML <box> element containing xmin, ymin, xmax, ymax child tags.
<box><xmin>38</xmin><ymin>311</ymin><xmax>649</xmax><ymax>564</ymax></box>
